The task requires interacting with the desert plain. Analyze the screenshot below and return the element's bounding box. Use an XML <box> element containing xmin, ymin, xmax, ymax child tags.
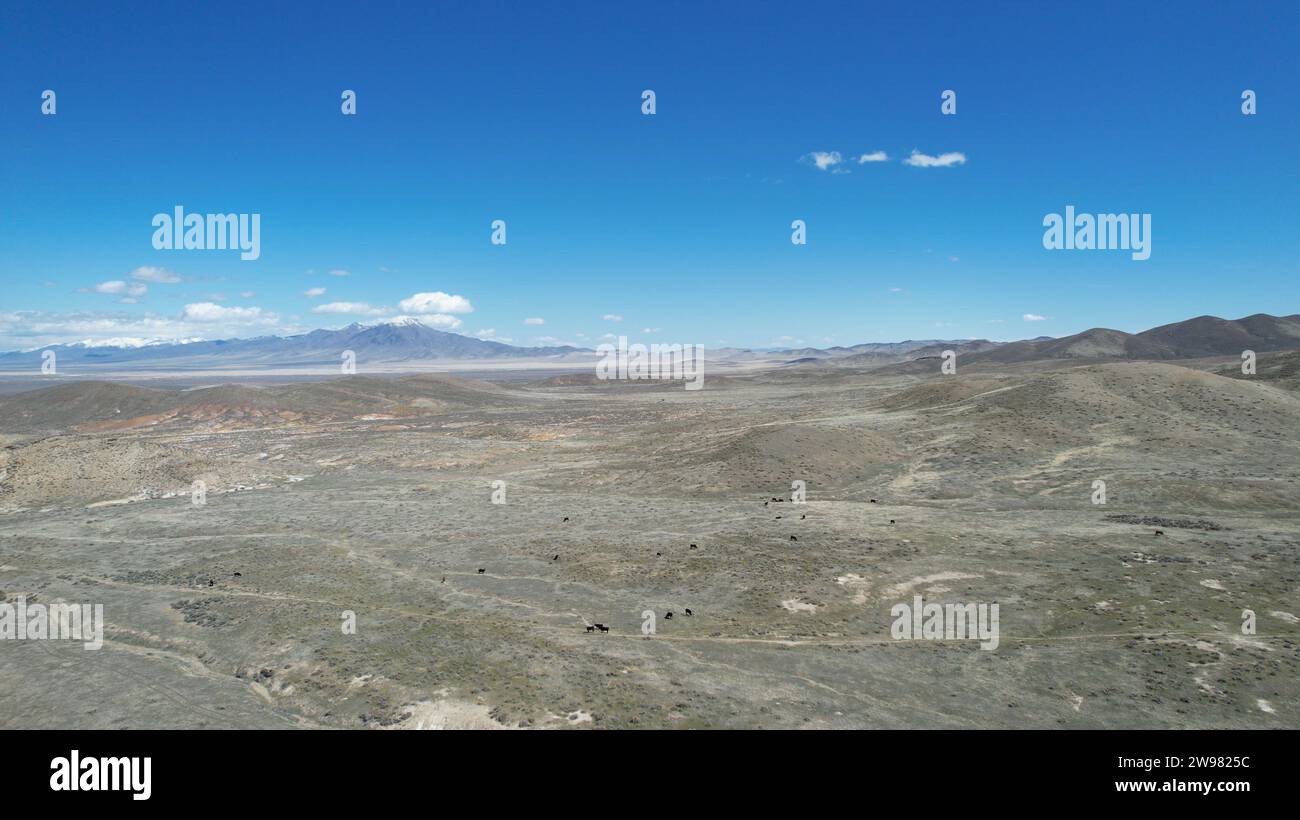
<box><xmin>1</xmin><ymin>350</ymin><xmax>1297</xmax><ymax>729</ymax></box>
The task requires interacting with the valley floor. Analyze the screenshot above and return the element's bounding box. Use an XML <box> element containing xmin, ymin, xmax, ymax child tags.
<box><xmin>1</xmin><ymin>359</ymin><xmax>1297</xmax><ymax>728</ymax></box>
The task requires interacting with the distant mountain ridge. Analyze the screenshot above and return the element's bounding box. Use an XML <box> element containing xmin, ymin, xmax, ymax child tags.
<box><xmin>2</xmin><ymin>313</ymin><xmax>1297</xmax><ymax>371</ymax></box>
<box><xmin>961</xmin><ymin>313</ymin><xmax>1300</xmax><ymax>365</ymax></box>
<box><xmin>0</xmin><ymin>320</ymin><xmax>587</xmax><ymax>368</ymax></box>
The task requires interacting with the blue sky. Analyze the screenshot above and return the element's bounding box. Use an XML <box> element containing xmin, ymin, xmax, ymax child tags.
<box><xmin>1</xmin><ymin>0</ymin><xmax>1297</xmax><ymax>351</ymax></box>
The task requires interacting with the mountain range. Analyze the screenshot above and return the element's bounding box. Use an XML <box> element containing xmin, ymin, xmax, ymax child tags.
<box><xmin>0</xmin><ymin>319</ymin><xmax>585</xmax><ymax>368</ymax></box>
<box><xmin>2</xmin><ymin>313</ymin><xmax>1297</xmax><ymax>371</ymax></box>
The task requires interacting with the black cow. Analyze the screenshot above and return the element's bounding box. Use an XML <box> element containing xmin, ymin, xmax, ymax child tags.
<box><xmin>684</xmin><ymin>608</ymin><xmax>693</xmax><ymax>616</ymax></box>
<box><xmin>1154</xmin><ymin>530</ymin><xmax>1164</xmax><ymax>536</ymax></box>
<box><xmin>596</xmin><ymin>624</ymin><xmax>610</xmax><ymax>633</ymax></box>
<box><xmin>585</xmin><ymin>625</ymin><xmax>595</xmax><ymax>633</ymax></box>
<box><xmin>665</xmin><ymin>612</ymin><xmax>673</xmax><ymax>619</ymax></box>
<box><xmin>477</xmin><ymin>568</ymin><xmax>486</xmax><ymax>574</ymax></box>
<box><xmin>690</xmin><ymin>543</ymin><xmax>698</xmax><ymax>549</ymax></box>
<box><xmin>790</xmin><ymin>535</ymin><xmax>798</xmax><ymax>541</ymax></box>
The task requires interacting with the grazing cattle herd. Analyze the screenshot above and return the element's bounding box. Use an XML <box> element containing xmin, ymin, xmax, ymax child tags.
<box><xmin>461</xmin><ymin>498</ymin><xmax>913</xmax><ymax>636</ymax></box>
<box><xmin>569</xmin><ymin>494</ymin><xmax>881</xmax><ymax>635</ymax></box>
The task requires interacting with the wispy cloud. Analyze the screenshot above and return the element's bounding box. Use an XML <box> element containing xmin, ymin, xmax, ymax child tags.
<box><xmin>312</xmin><ymin>302</ymin><xmax>387</xmax><ymax>316</ymax></box>
<box><xmin>524</xmin><ymin>317</ymin><xmax>545</xmax><ymax>325</ymax></box>
<box><xmin>904</xmin><ymin>150</ymin><xmax>966</xmax><ymax>168</ymax></box>
<box><xmin>801</xmin><ymin>151</ymin><xmax>844</xmax><ymax>171</ymax></box>
<box><xmin>93</xmin><ymin>280</ymin><xmax>148</xmax><ymax>300</ymax></box>
<box><xmin>1023</xmin><ymin>313</ymin><xmax>1047</xmax><ymax>321</ymax></box>
<box><xmin>602</xmin><ymin>313</ymin><xmax>623</xmax><ymax>322</ymax></box>
<box><xmin>857</xmin><ymin>151</ymin><xmax>888</xmax><ymax>163</ymax></box>
<box><xmin>304</xmin><ymin>287</ymin><xmax>327</xmax><ymax>298</ymax></box>
<box><xmin>183</xmin><ymin>302</ymin><xmax>279</xmax><ymax>324</ymax></box>
<box><xmin>129</xmin><ymin>266</ymin><xmax>181</xmax><ymax>283</ymax></box>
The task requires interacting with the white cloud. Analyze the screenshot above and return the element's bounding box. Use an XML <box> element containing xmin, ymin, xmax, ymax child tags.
<box><xmin>474</xmin><ymin>328</ymin><xmax>497</xmax><ymax>338</ymax></box>
<box><xmin>642</xmin><ymin>327</ymin><xmax>660</xmax><ymax>334</ymax></box>
<box><xmin>1023</xmin><ymin>313</ymin><xmax>1047</xmax><ymax>322</ymax></box>
<box><xmin>304</xmin><ymin>287</ymin><xmax>327</xmax><ymax>298</ymax></box>
<box><xmin>328</xmin><ymin>269</ymin><xmax>351</xmax><ymax>277</ymax></box>
<box><xmin>0</xmin><ymin>308</ymin><xmax>298</xmax><ymax>351</ymax></box>
<box><xmin>801</xmin><ymin>151</ymin><xmax>844</xmax><ymax>171</ymax></box>
<box><xmin>183</xmin><ymin>302</ymin><xmax>279</xmax><ymax>323</ymax></box>
<box><xmin>523</xmin><ymin>317</ymin><xmax>545</xmax><ymax>325</ymax></box>
<box><xmin>399</xmin><ymin>291</ymin><xmax>474</xmax><ymax>314</ymax></box>
<box><xmin>857</xmin><ymin>151</ymin><xmax>888</xmax><ymax>163</ymax></box>
<box><xmin>129</xmin><ymin>266</ymin><xmax>181</xmax><ymax>283</ymax></box>
<box><xmin>903</xmin><ymin>150</ymin><xmax>967</xmax><ymax>168</ymax></box>
<box><xmin>890</xmin><ymin>287</ymin><xmax>903</xmax><ymax>293</ymax></box>
<box><xmin>312</xmin><ymin>302</ymin><xmax>387</xmax><ymax>316</ymax></box>
<box><xmin>240</xmin><ymin>291</ymin><xmax>256</xmax><ymax>298</ymax></box>
<box><xmin>602</xmin><ymin>314</ymin><xmax>623</xmax><ymax>322</ymax></box>
<box><xmin>94</xmin><ymin>280</ymin><xmax>148</xmax><ymax>298</ymax></box>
